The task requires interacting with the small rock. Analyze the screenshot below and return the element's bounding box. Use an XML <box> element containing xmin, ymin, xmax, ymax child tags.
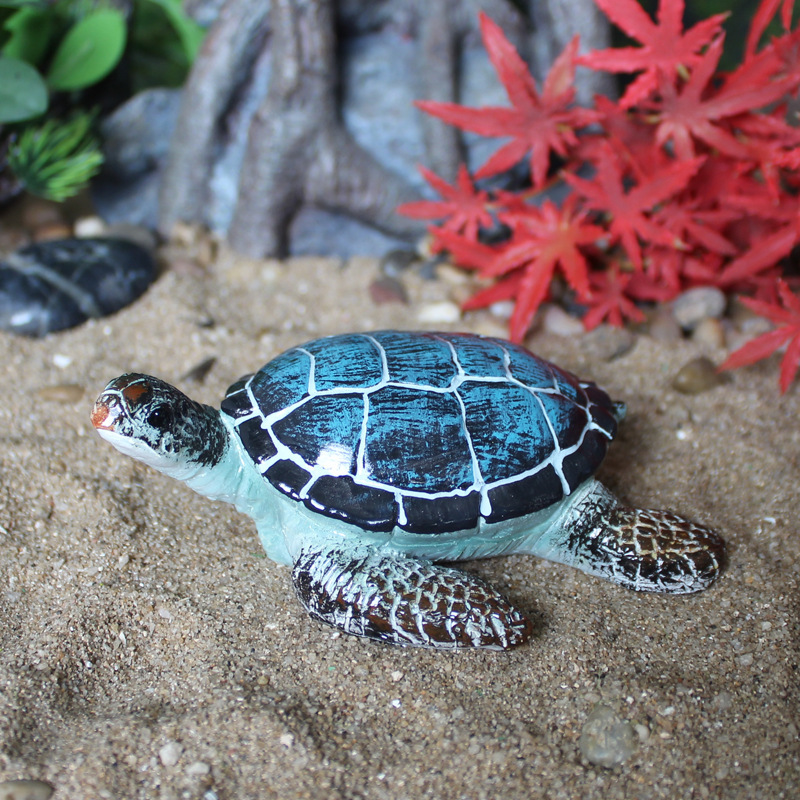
<box><xmin>0</xmin><ymin>238</ymin><xmax>157</xmax><ymax>337</ymax></box>
<box><xmin>35</xmin><ymin>384</ymin><xmax>84</xmax><ymax>403</ymax></box>
<box><xmin>185</xmin><ymin>761</ymin><xmax>210</xmax><ymax>777</ymax></box>
<box><xmin>579</xmin><ymin>703</ymin><xmax>638</xmax><ymax>768</ymax></box>
<box><xmin>542</xmin><ymin>305</ymin><xmax>585</xmax><ymax>337</ymax></box>
<box><xmin>158</xmin><ymin>740</ymin><xmax>183</xmax><ymax>767</ymax></box>
<box><xmin>691</xmin><ymin>317</ymin><xmax>726</xmax><ymax>349</ymax></box>
<box><xmin>586</xmin><ymin>326</ymin><xmax>637</xmax><ymax>361</ymax></box>
<box><xmin>369</xmin><ymin>275</ymin><xmax>408</xmax><ymax>305</ymax></box>
<box><xmin>417</xmin><ymin>301</ymin><xmax>461</xmax><ymax>324</ymax></box>
<box><xmin>74</xmin><ymin>216</ymin><xmax>107</xmax><ymax>238</ymax></box>
<box><xmin>647</xmin><ymin>307</ymin><xmax>682</xmax><ymax>342</ymax></box>
<box><xmin>671</xmin><ymin>356</ymin><xmax>725</xmax><ymax>394</ymax></box>
<box><xmin>489</xmin><ymin>300</ymin><xmax>515</xmax><ymax>320</ymax></box>
<box><xmin>181</xmin><ymin>356</ymin><xmax>217</xmax><ymax>384</ymax></box>
<box><xmin>379</xmin><ymin>248</ymin><xmax>419</xmax><ymax>277</ymax></box>
<box><xmin>672</xmin><ymin>287</ymin><xmax>726</xmax><ymax>331</ymax></box>
<box><xmin>0</xmin><ymin>780</ymin><xmax>54</xmax><ymax>800</ymax></box>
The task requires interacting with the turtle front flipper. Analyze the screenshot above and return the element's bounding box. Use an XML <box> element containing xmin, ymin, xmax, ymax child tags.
<box><xmin>531</xmin><ymin>481</ymin><xmax>726</xmax><ymax>594</ymax></box>
<box><xmin>291</xmin><ymin>547</ymin><xmax>533</xmax><ymax>650</ymax></box>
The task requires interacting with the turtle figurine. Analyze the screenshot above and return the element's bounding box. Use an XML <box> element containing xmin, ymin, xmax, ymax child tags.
<box><xmin>92</xmin><ymin>330</ymin><xmax>725</xmax><ymax>650</ymax></box>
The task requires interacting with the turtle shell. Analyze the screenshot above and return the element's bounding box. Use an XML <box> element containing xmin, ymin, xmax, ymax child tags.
<box><xmin>220</xmin><ymin>331</ymin><xmax>620</xmax><ymax>535</ymax></box>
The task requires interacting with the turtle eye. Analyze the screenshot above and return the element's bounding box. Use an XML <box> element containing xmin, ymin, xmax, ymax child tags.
<box><xmin>146</xmin><ymin>405</ymin><xmax>174</xmax><ymax>432</ymax></box>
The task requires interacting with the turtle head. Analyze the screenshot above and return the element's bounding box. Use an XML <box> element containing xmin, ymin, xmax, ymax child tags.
<box><xmin>92</xmin><ymin>374</ymin><xmax>227</xmax><ymax>479</ymax></box>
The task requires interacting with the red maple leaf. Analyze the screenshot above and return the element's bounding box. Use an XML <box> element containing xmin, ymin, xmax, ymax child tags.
<box><xmin>415</xmin><ymin>14</ymin><xmax>597</xmax><ymax>189</ymax></box>
<box><xmin>649</xmin><ymin>35</ymin><xmax>798</xmax><ymax>162</ymax></box>
<box><xmin>564</xmin><ymin>144</ymin><xmax>703</xmax><ymax>269</ymax></box>
<box><xmin>719</xmin><ymin>279</ymin><xmax>800</xmax><ymax>392</ymax></box>
<box><xmin>577</xmin><ymin>0</ymin><xmax>727</xmax><ymax>108</ymax></box>
<box><xmin>652</xmin><ymin>196</ymin><xmax>739</xmax><ymax>257</ymax></box>
<box><xmin>396</xmin><ymin>165</ymin><xmax>492</xmax><ymax>242</ymax></box>
<box><xmin>581</xmin><ymin>267</ymin><xmax>647</xmax><ymax>329</ymax></box>
<box><xmin>718</xmin><ymin>221</ymin><xmax>800</xmax><ymax>288</ymax></box>
<box><xmin>745</xmin><ymin>0</ymin><xmax>795</xmax><ymax>60</ymax></box>
<box><xmin>444</xmin><ymin>197</ymin><xmax>604</xmax><ymax>341</ymax></box>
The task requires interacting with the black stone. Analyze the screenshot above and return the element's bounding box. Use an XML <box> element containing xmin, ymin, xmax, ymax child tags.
<box><xmin>0</xmin><ymin>237</ymin><xmax>157</xmax><ymax>337</ymax></box>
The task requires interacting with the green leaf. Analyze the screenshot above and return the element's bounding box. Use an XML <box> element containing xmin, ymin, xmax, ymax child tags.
<box><xmin>2</xmin><ymin>7</ymin><xmax>54</xmax><ymax>65</ymax></box>
<box><xmin>0</xmin><ymin>1</ymin><xmax>47</xmax><ymax>9</ymax></box>
<box><xmin>46</xmin><ymin>8</ymin><xmax>126</xmax><ymax>91</ymax></box>
<box><xmin>144</xmin><ymin>0</ymin><xmax>205</xmax><ymax>62</ymax></box>
<box><xmin>0</xmin><ymin>55</ymin><xmax>47</xmax><ymax>121</ymax></box>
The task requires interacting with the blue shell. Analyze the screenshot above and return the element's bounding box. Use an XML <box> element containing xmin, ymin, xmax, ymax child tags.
<box><xmin>220</xmin><ymin>331</ymin><xmax>620</xmax><ymax>534</ymax></box>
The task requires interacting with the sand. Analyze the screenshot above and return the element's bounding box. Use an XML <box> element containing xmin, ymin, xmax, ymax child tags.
<box><xmin>0</xmin><ymin>248</ymin><xmax>798</xmax><ymax>799</ymax></box>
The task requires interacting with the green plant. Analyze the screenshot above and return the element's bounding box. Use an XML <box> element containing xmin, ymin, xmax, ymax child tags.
<box><xmin>0</xmin><ymin>0</ymin><xmax>204</xmax><ymax>200</ymax></box>
<box><xmin>7</xmin><ymin>113</ymin><xmax>103</xmax><ymax>201</ymax></box>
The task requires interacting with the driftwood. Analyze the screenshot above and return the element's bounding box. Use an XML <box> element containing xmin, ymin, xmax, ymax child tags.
<box><xmin>159</xmin><ymin>0</ymin><xmax>610</xmax><ymax>257</ymax></box>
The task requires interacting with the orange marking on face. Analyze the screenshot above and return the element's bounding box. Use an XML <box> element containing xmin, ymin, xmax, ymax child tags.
<box><xmin>122</xmin><ymin>383</ymin><xmax>148</xmax><ymax>405</ymax></box>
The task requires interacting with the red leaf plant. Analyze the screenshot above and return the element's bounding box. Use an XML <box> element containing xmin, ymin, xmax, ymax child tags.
<box><xmin>719</xmin><ymin>280</ymin><xmax>800</xmax><ymax>393</ymax></box>
<box><xmin>397</xmin><ymin>0</ymin><xmax>800</xmax><ymax>391</ymax></box>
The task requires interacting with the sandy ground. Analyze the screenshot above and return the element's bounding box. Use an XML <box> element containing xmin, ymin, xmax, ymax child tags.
<box><xmin>0</xmin><ymin>249</ymin><xmax>798</xmax><ymax>799</ymax></box>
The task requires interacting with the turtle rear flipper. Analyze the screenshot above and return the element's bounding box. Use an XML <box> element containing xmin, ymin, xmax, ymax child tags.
<box><xmin>291</xmin><ymin>547</ymin><xmax>533</xmax><ymax>650</ymax></box>
<box><xmin>531</xmin><ymin>482</ymin><xmax>726</xmax><ymax>594</ymax></box>
<box><xmin>586</xmin><ymin>506</ymin><xmax>726</xmax><ymax>594</ymax></box>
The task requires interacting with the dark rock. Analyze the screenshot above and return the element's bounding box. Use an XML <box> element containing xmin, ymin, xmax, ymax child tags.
<box><xmin>0</xmin><ymin>238</ymin><xmax>157</xmax><ymax>337</ymax></box>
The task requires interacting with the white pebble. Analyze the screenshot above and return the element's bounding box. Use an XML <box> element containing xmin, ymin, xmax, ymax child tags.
<box><xmin>579</xmin><ymin>703</ymin><xmax>637</xmax><ymax>768</ymax></box>
<box><xmin>542</xmin><ymin>305</ymin><xmax>585</xmax><ymax>337</ymax></box>
<box><xmin>489</xmin><ymin>300</ymin><xmax>515</xmax><ymax>320</ymax></box>
<box><xmin>672</xmin><ymin>287</ymin><xmax>726</xmax><ymax>330</ymax></box>
<box><xmin>185</xmin><ymin>762</ymin><xmax>210</xmax><ymax>777</ymax></box>
<box><xmin>52</xmin><ymin>353</ymin><xmax>72</xmax><ymax>368</ymax></box>
<box><xmin>416</xmin><ymin>301</ymin><xmax>461</xmax><ymax>324</ymax></box>
<box><xmin>158</xmin><ymin>740</ymin><xmax>183</xmax><ymax>767</ymax></box>
<box><xmin>0</xmin><ymin>780</ymin><xmax>54</xmax><ymax>800</ymax></box>
<box><xmin>74</xmin><ymin>216</ymin><xmax>106</xmax><ymax>237</ymax></box>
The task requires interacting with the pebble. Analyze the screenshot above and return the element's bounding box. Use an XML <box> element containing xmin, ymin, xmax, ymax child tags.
<box><xmin>579</xmin><ymin>703</ymin><xmax>638</xmax><ymax>768</ymax></box>
<box><xmin>368</xmin><ymin>276</ymin><xmax>408</xmax><ymax>305</ymax></box>
<box><xmin>542</xmin><ymin>305</ymin><xmax>585</xmax><ymax>337</ymax></box>
<box><xmin>0</xmin><ymin>237</ymin><xmax>157</xmax><ymax>337</ymax></box>
<box><xmin>671</xmin><ymin>356</ymin><xmax>725</xmax><ymax>394</ymax></box>
<box><xmin>379</xmin><ymin>248</ymin><xmax>419</xmax><ymax>277</ymax></box>
<box><xmin>586</xmin><ymin>326</ymin><xmax>637</xmax><ymax>361</ymax></box>
<box><xmin>181</xmin><ymin>356</ymin><xmax>217</xmax><ymax>384</ymax></box>
<box><xmin>647</xmin><ymin>307</ymin><xmax>682</xmax><ymax>342</ymax></box>
<box><xmin>692</xmin><ymin>317</ymin><xmax>726</xmax><ymax>349</ymax></box>
<box><xmin>35</xmin><ymin>384</ymin><xmax>84</xmax><ymax>403</ymax></box>
<box><xmin>158</xmin><ymin>740</ymin><xmax>183</xmax><ymax>767</ymax></box>
<box><xmin>672</xmin><ymin>287</ymin><xmax>726</xmax><ymax>330</ymax></box>
<box><xmin>416</xmin><ymin>301</ymin><xmax>461</xmax><ymax>324</ymax></box>
<box><xmin>0</xmin><ymin>780</ymin><xmax>54</xmax><ymax>800</ymax></box>
<box><xmin>73</xmin><ymin>216</ymin><xmax>107</xmax><ymax>238</ymax></box>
